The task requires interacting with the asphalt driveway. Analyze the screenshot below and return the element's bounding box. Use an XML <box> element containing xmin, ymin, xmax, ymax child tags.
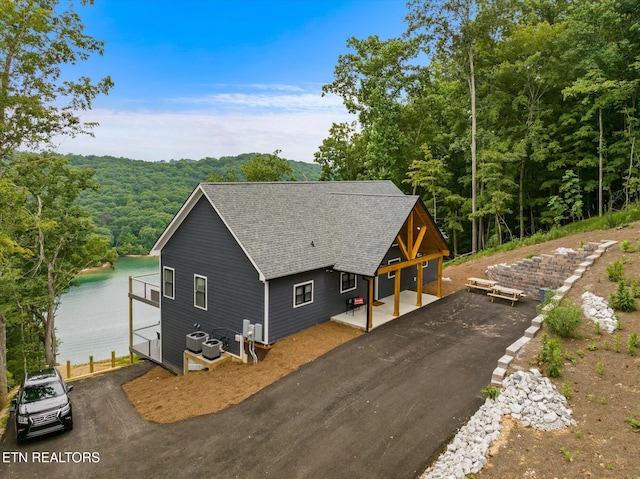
<box><xmin>1</xmin><ymin>290</ymin><xmax>537</xmax><ymax>479</ymax></box>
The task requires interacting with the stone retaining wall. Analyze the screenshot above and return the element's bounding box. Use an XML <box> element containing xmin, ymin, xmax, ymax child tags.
<box><xmin>486</xmin><ymin>242</ymin><xmax>604</xmax><ymax>298</ymax></box>
<box><xmin>490</xmin><ymin>239</ymin><xmax>618</xmax><ymax>386</ymax></box>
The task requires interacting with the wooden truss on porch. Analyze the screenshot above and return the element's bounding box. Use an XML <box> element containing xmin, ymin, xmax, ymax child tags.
<box><xmin>365</xmin><ymin>204</ymin><xmax>450</xmax><ymax>331</ymax></box>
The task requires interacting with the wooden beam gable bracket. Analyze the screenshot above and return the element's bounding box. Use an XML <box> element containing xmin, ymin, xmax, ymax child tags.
<box><xmin>395</xmin><ymin>211</ymin><xmax>429</xmax><ymax>261</ymax></box>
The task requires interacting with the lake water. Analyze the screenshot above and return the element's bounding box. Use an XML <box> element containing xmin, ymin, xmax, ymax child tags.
<box><xmin>56</xmin><ymin>256</ymin><xmax>160</xmax><ymax>365</ymax></box>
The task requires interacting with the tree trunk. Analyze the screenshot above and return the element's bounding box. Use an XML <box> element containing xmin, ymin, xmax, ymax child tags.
<box><xmin>519</xmin><ymin>158</ymin><xmax>525</xmax><ymax>239</ymax></box>
<box><xmin>0</xmin><ymin>310</ymin><xmax>7</xmax><ymax>405</ymax></box>
<box><xmin>453</xmin><ymin>229</ymin><xmax>458</xmax><ymax>258</ymax></box>
<box><xmin>468</xmin><ymin>46</ymin><xmax>478</xmax><ymax>253</ymax></box>
<box><xmin>599</xmin><ymin>106</ymin><xmax>603</xmax><ymax>216</ymax></box>
<box><xmin>44</xmin><ymin>262</ymin><xmax>57</xmax><ymax>367</ymax></box>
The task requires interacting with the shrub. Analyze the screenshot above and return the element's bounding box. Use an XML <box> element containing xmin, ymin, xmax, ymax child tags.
<box><xmin>621</xmin><ymin>240</ymin><xmax>633</xmax><ymax>252</ymax></box>
<box><xmin>482</xmin><ymin>384</ymin><xmax>501</xmax><ymax>400</ymax></box>
<box><xmin>544</xmin><ymin>301</ymin><xmax>583</xmax><ymax>338</ymax></box>
<box><xmin>609</xmin><ymin>281</ymin><xmax>637</xmax><ymax>312</ymax></box>
<box><xmin>538</xmin><ymin>334</ymin><xmax>563</xmax><ymax>377</ymax></box>
<box><xmin>562</xmin><ymin>381</ymin><xmax>571</xmax><ymax>400</ymax></box>
<box><xmin>629</xmin><ymin>333</ymin><xmax>638</xmax><ymax>357</ymax></box>
<box><xmin>627</xmin><ymin>417</ymin><xmax>640</xmax><ymax>433</ymax></box>
<box><xmin>607</xmin><ymin>258</ymin><xmax>626</xmax><ymax>282</ymax></box>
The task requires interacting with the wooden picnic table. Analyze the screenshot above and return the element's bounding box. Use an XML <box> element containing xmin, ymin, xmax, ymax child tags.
<box><xmin>487</xmin><ymin>285</ymin><xmax>524</xmax><ymax>306</ymax></box>
<box><xmin>465</xmin><ymin>277</ymin><xmax>497</xmax><ymax>292</ymax></box>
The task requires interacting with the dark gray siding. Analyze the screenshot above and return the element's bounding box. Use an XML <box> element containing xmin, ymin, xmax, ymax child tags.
<box><xmin>422</xmin><ymin>258</ymin><xmax>439</xmax><ymax>284</ymax></box>
<box><xmin>268</xmin><ymin>269</ymin><xmax>368</xmax><ymax>342</ymax></box>
<box><xmin>160</xmin><ymin>196</ymin><xmax>264</xmax><ymax>372</ymax></box>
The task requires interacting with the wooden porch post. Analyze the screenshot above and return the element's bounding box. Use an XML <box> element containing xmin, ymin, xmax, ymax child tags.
<box><xmin>394</xmin><ymin>269</ymin><xmax>401</xmax><ymax>316</ymax></box>
<box><xmin>437</xmin><ymin>255</ymin><xmax>443</xmax><ymax>298</ymax></box>
<box><xmin>416</xmin><ymin>261</ymin><xmax>423</xmax><ymax>307</ymax></box>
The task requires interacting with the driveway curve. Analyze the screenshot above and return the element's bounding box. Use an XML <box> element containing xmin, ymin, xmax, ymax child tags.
<box><xmin>1</xmin><ymin>290</ymin><xmax>536</xmax><ymax>479</ymax></box>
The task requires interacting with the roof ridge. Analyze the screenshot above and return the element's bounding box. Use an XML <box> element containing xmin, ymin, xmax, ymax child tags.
<box><xmin>330</xmin><ymin>192</ymin><xmax>415</xmax><ymax>197</ymax></box>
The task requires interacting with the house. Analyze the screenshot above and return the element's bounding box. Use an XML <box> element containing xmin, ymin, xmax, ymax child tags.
<box><xmin>131</xmin><ymin>181</ymin><xmax>449</xmax><ymax>374</ymax></box>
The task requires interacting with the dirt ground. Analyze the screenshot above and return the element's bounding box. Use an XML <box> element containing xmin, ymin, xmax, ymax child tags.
<box><xmin>123</xmin><ymin>223</ymin><xmax>640</xmax><ymax>478</ymax></box>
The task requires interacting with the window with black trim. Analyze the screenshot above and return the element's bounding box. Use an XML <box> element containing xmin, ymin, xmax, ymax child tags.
<box><xmin>340</xmin><ymin>273</ymin><xmax>356</xmax><ymax>293</ymax></box>
<box><xmin>163</xmin><ymin>267</ymin><xmax>175</xmax><ymax>299</ymax></box>
<box><xmin>294</xmin><ymin>280</ymin><xmax>313</xmax><ymax>307</ymax></box>
<box><xmin>194</xmin><ymin>274</ymin><xmax>207</xmax><ymax>310</ymax></box>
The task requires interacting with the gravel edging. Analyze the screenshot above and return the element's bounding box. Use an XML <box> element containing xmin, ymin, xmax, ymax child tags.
<box><xmin>421</xmin><ymin>369</ymin><xmax>576</xmax><ymax>479</ymax></box>
<box><xmin>421</xmin><ymin>239</ymin><xmax>617</xmax><ymax>479</ymax></box>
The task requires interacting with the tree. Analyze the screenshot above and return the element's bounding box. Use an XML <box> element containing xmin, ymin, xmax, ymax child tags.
<box><xmin>4</xmin><ymin>153</ymin><xmax>116</xmax><ymax>368</ymax></box>
<box><xmin>0</xmin><ymin>0</ymin><xmax>112</xmax><ymax>402</ymax></box>
<box><xmin>489</xmin><ymin>18</ymin><xmax>565</xmax><ymax>238</ymax></box>
<box><xmin>241</xmin><ymin>150</ymin><xmax>295</xmax><ymax>182</ymax></box>
<box><xmin>404</xmin><ymin>145</ymin><xmax>452</xmax><ymax>222</ymax></box>
<box><xmin>322</xmin><ymin>35</ymin><xmax>420</xmax><ymax>185</ymax></box>
<box><xmin>559</xmin><ymin>0</ymin><xmax>640</xmax><ymax>216</ymax></box>
<box><xmin>0</xmin><ymin>176</ymin><xmax>30</xmax><ymax>402</ymax></box>
<box><xmin>405</xmin><ymin>0</ymin><xmax>481</xmax><ymax>251</ymax></box>
<box><xmin>0</xmin><ymin>0</ymin><xmax>113</xmax><ymax>164</ymax></box>
<box><xmin>314</xmin><ymin>121</ymin><xmax>362</xmax><ymax>181</ymax></box>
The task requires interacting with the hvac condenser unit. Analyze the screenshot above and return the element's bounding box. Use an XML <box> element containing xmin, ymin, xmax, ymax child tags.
<box><xmin>202</xmin><ymin>339</ymin><xmax>222</xmax><ymax>360</ymax></box>
<box><xmin>186</xmin><ymin>331</ymin><xmax>209</xmax><ymax>353</ymax></box>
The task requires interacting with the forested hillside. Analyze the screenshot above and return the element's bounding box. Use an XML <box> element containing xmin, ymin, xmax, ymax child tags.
<box><xmin>317</xmin><ymin>0</ymin><xmax>640</xmax><ymax>256</ymax></box>
<box><xmin>69</xmin><ymin>154</ymin><xmax>321</xmax><ymax>254</ymax></box>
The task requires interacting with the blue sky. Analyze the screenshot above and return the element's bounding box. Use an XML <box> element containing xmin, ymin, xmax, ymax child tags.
<box><xmin>57</xmin><ymin>0</ymin><xmax>409</xmax><ymax>163</ymax></box>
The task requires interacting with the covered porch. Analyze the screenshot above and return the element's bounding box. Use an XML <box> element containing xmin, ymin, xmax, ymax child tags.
<box><xmin>332</xmin><ymin>290</ymin><xmax>439</xmax><ymax>330</ymax></box>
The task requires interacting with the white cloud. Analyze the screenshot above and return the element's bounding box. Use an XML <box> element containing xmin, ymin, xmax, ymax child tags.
<box><xmin>55</xmin><ymin>104</ymin><xmax>352</xmax><ymax>163</ymax></box>
<box><xmin>171</xmin><ymin>92</ymin><xmax>343</xmax><ymax>112</ymax></box>
<box><xmin>54</xmin><ymin>85</ymin><xmax>353</xmax><ymax>163</ymax></box>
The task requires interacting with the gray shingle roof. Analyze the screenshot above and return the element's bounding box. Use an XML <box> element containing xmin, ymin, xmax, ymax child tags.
<box><xmin>157</xmin><ymin>181</ymin><xmax>437</xmax><ymax>281</ymax></box>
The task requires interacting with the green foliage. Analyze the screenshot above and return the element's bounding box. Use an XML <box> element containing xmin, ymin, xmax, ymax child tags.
<box><xmin>1</xmin><ymin>153</ymin><xmax>118</xmax><ymax>396</ymax></box>
<box><xmin>481</xmin><ymin>384</ymin><xmax>500</xmax><ymax>400</ymax></box>
<box><xmin>597</xmin><ymin>361</ymin><xmax>604</xmax><ymax>376</ymax></box>
<box><xmin>538</xmin><ymin>334</ymin><xmax>563</xmax><ymax>378</ymax></box>
<box><xmin>240</xmin><ymin>150</ymin><xmax>296</xmax><ymax>182</ymax></box>
<box><xmin>628</xmin><ymin>333</ymin><xmax>638</xmax><ymax>357</ymax></box>
<box><xmin>544</xmin><ymin>301</ymin><xmax>583</xmax><ymax>338</ymax></box>
<box><xmin>609</xmin><ymin>281</ymin><xmax>637</xmax><ymax>312</ymax></box>
<box><xmin>68</xmin><ymin>154</ymin><xmax>320</xmax><ymax>254</ymax></box>
<box><xmin>319</xmin><ymin>0</ymin><xmax>640</xmax><ymax>256</ymax></box>
<box><xmin>606</xmin><ymin>259</ymin><xmax>626</xmax><ymax>282</ymax></box>
<box><xmin>620</xmin><ymin>240</ymin><xmax>634</xmax><ymax>253</ymax></box>
<box><xmin>627</xmin><ymin>417</ymin><xmax>640</xmax><ymax>433</ymax></box>
<box><xmin>0</xmin><ymin>0</ymin><xmax>113</xmax><ymax>159</ymax></box>
<box><xmin>562</xmin><ymin>381</ymin><xmax>571</xmax><ymax>400</ymax></box>
<box><xmin>547</xmin><ymin>170</ymin><xmax>583</xmax><ymax>227</ymax></box>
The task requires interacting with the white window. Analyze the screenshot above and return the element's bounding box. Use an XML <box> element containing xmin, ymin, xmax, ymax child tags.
<box><xmin>387</xmin><ymin>257</ymin><xmax>401</xmax><ymax>279</ymax></box>
<box><xmin>163</xmin><ymin>267</ymin><xmax>175</xmax><ymax>299</ymax></box>
<box><xmin>340</xmin><ymin>273</ymin><xmax>357</xmax><ymax>293</ymax></box>
<box><xmin>194</xmin><ymin>274</ymin><xmax>207</xmax><ymax>310</ymax></box>
<box><xmin>293</xmin><ymin>280</ymin><xmax>313</xmax><ymax>307</ymax></box>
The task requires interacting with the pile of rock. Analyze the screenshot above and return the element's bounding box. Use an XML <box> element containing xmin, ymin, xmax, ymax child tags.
<box><xmin>581</xmin><ymin>291</ymin><xmax>618</xmax><ymax>333</ymax></box>
<box><xmin>421</xmin><ymin>369</ymin><xmax>575</xmax><ymax>479</ymax></box>
<box><xmin>499</xmin><ymin>369</ymin><xmax>576</xmax><ymax>431</ymax></box>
